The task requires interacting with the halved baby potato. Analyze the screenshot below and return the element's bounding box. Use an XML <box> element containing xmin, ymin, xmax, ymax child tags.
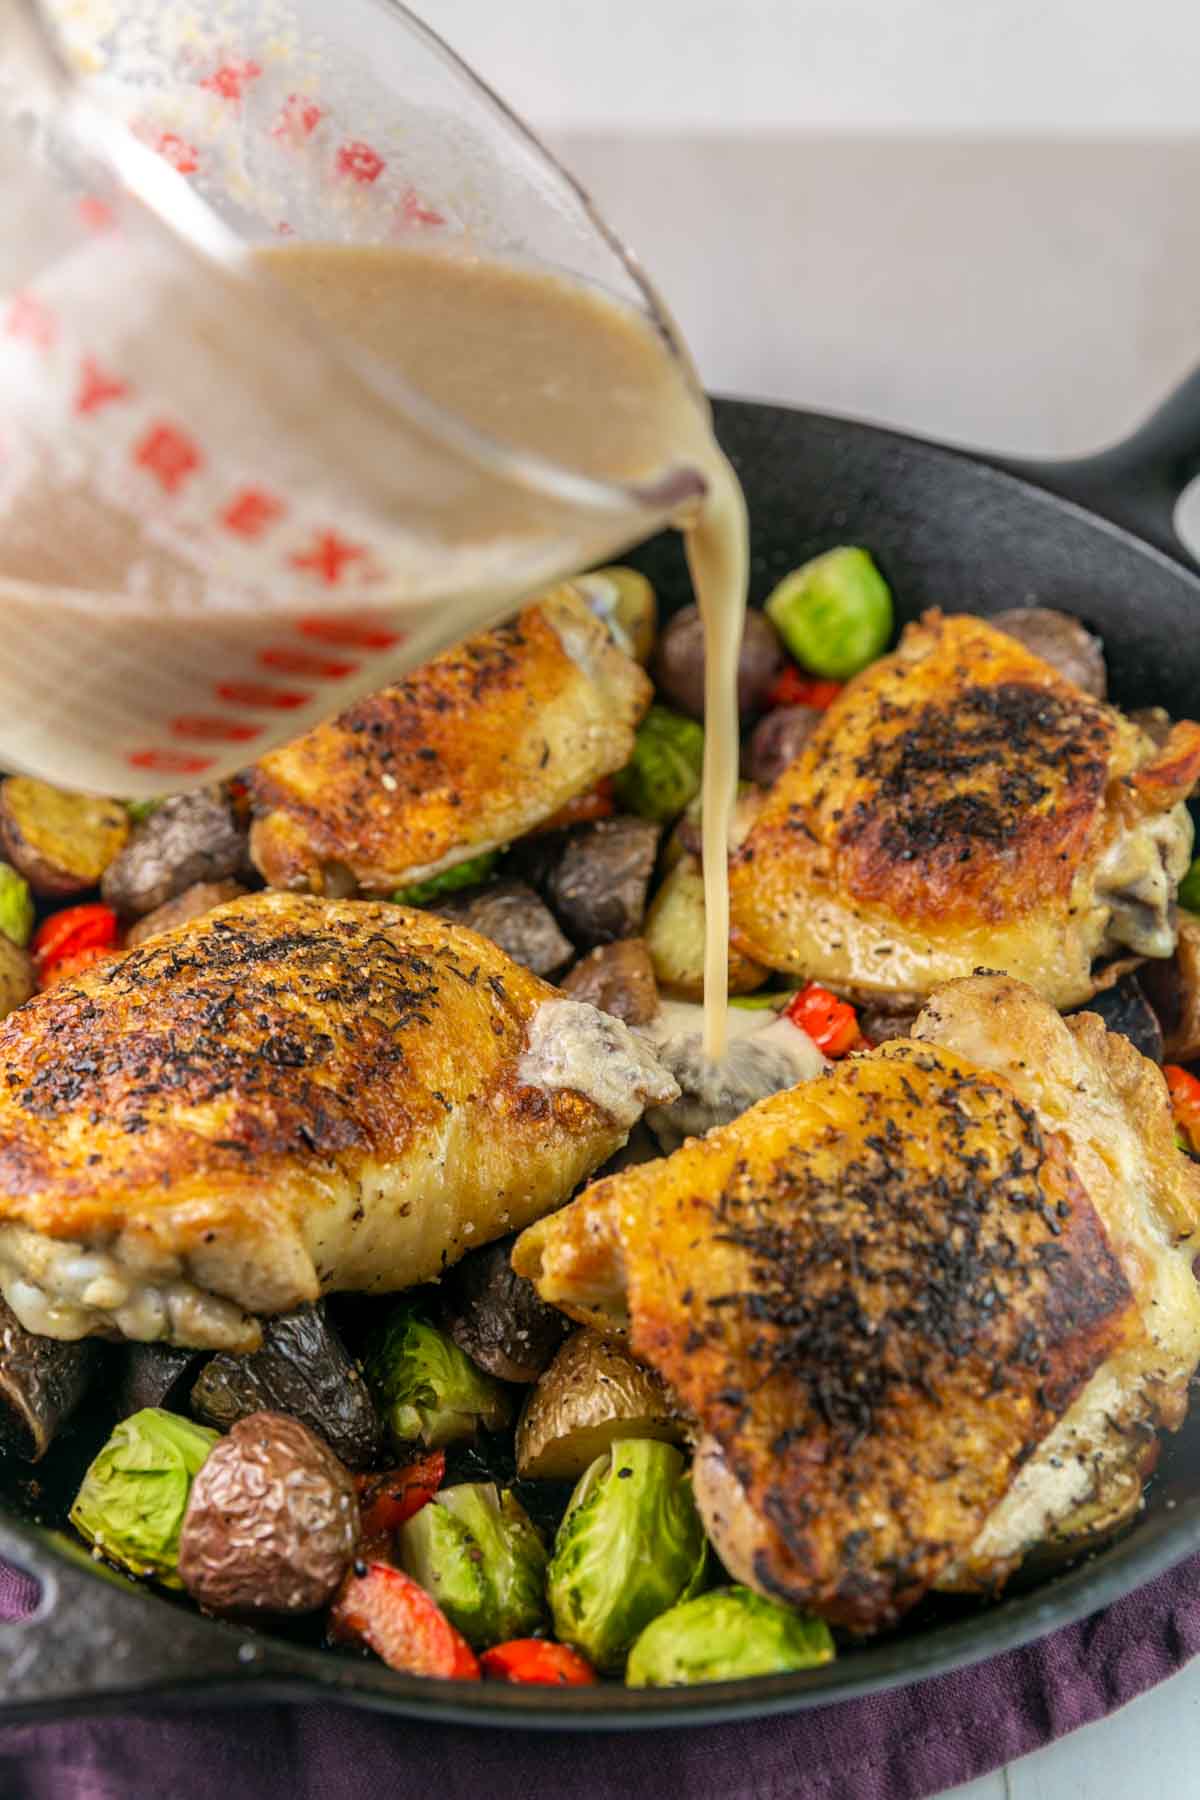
<box><xmin>0</xmin><ymin>937</ymin><xmax>34</xmax><ymax>1020</ymax></box>
<box><xmin>0</xmin><ymin>778</ymin><xmax>129</xmax><ymax>897</ymax></box>
<box><xmin>515</xmin><ymin>1328</ymin><xmax>686</xmax><ymax>1481</ymax></box>
<box><xmin>644</xmin><ymin>853</ymin><xmax>766</xmax><ymax>1000</ymax></box>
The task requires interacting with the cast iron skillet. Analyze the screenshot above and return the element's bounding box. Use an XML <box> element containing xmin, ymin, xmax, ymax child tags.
<box><xmin>0</xmin><ymin>380</ymin><xmax>1199</xmax><ymax>1730</ymax></box>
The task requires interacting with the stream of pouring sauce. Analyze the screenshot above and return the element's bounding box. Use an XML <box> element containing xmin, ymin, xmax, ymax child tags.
<box><xmin>258</xmin><ymin>243</ymin><xmax>748</xmax><ymax>1062</ymax></box>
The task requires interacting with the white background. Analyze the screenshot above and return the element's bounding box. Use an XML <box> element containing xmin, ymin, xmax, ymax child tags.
<box><xmin>429</xmin><ymin>1</ymin><xmax>1200</xmax><ymax>462</ymax></box>
<box><xmin>430</xmin><ymin>4</ymin><xmax>1200</xmax><ymax>1794</ymax></box>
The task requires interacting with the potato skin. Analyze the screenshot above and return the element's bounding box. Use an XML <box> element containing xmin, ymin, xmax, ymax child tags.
<box><xmin>560</xmin><ymin>939</ymin><xmax>659</xmax><ymax>1026</ymax></box>
<box><xmin>548</xmin><ymin>817</ymin><xmax>661</xmax><ymax>947</ymax></box>
<box><xmin>515</xmin><ymin>1330</ymin><xmax>685</xmax><ymax>1480</ymax></box>
<box><xmin>0</xmin><ymin>779</ymin><xmax>129</xmax><ymax>897</ymax></box>
<box><xmin>990</xmin><ymin>607</ymin><xmax>1107</xmax><ymax>699</ymax></box>
<box><xmin>178</xmin><ymin>1411</ymin><xmax>359</xmax><ymax>1615</ymax></box>
<box><xmin>439</xmin><ymin>1238</ymin><xmax>570</xmax><ymax>1384</ymax></box>
<box><xmin>434</xmin><ymin>881</ymin><xmax>573</xmax><ymax>978</ymax></box>
<box><xmin>124</xmin><ymin>879</ymin><xmax>246</xmax><ymax>947</ymax></box>
<box><xmin>102</xmin><ymin>792</ymin><xmax>246</xmax><ymax>917</ymax></box>
<box><xmin>0</xmin><ymin>938</ymin><xmax>34</xmax><ymax>1020</ymax></box>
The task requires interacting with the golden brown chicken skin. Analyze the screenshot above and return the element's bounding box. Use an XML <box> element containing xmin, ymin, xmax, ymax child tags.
<box><xmin>515</xmin><ymin>1018</ymin><xmax>1137</xmax><ymax>1632</ymax></box>
<box><xmin>729</xmin><ymin>612</ymin><xmax>1200</xmax><ymax>1009</ymax></box>
<box><xmin>250</xmin><ymin>587</ymin><xmax>651</xmax><ymax>896</ymax></box>
<box><xmin>0</xmin><ymin>893</ymin><xmax>675</xmax><ymax>1351</ymax></box>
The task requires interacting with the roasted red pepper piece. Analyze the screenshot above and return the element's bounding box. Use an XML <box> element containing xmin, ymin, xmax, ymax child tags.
<box><xmin>1165</xmin><ymin>1064</ymin><xmax>1200</xmax><ymax>1154</ymax></box>
<box><xmin>785</xmin><ymin>983</ymin><xmax>861</xmax><ymax>1057</ymax></box>
<box><xmin>356</xmin><ymin>1451</ymin><xmax>445</xmax><ymax>1551</ymax></box>
<box><xmin>529</xmin><ymin>777</ymin><xmax>615</xmax><ymax>836</ymax></box>
<box><xmin>765</xmin><ymin>667</ymin><xmax>843</xmax><ymax>711</ymax></box>
<box><xmin>329</xmin><ymin>1562</ymin><xmax>480</xmax><ymax>1680</ymax></box>
<box><xmin>38</xmin><ymin>944</ymin><xmax>115</xmax><ymax>989</ymax></box>
<box><xmin>480</xmin><ymin>1639</ymin><xmax>599</xmax><ymax>1686</ymax></box>
<box><xmin>32</xmin><ymin>903</ymin><xmax>118</xmax><ymax>971</ymax></box>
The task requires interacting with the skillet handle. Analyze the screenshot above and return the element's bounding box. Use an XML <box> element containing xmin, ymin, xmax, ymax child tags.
<box><xmin>1001</xmin><ymin>366</ymin><xmax>1200</xmax><ymax>569</ymax></box>
<box><xmin>0</xmin><ymin>1520</ymin><xmax>281</xmax><ymax>1715</ymax></box>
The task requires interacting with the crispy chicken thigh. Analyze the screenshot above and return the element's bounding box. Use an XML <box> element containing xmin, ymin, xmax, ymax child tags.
<box><xmin>514</xmin><ymin>975</ymin><xmax>1200</xmax><ymax>1632</ymax></box>
<box><xmin>0</xmin><ymin>893</ymin><xmax>675</xmax><ymax>1351</ymax></box>
<box><xmin>250</xmin><ymin>587</ymin><xmax>651</xmax><ymax>896</ymax></box>
<box><xmin>729</xmin><ymin>612</ymin><xmax>1200</xmax><ymax>1009</ymax></box>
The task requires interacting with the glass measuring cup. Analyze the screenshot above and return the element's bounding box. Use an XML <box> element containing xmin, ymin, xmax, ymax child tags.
<box><xmin>0</xmin><ymin>0</ymin><xmax>708</xmax><ymax>795</ymax></box>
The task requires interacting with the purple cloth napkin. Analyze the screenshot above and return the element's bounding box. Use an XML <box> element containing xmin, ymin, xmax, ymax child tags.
<box><xmin>1</xmin><ymin>1554</ymin><xmax>1198</xmax><ymax>1800</ymax></box>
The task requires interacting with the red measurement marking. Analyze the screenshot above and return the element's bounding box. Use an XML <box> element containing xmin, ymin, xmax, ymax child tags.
<box><xmin>290</xmin><ymin>530</ymin><xmax>367</xmax><ymax>585</ymax></box>
<box><xmin>201</xmin><ymin>59</ymin><xmax>262</xmax><ymax>101</ymax></box>
<box><xmin>134</xmin><ymin>423</ymin><xmax>203</xmax><ymax>495</ymax></box>
<box><xmin>150</xmin><ymin>132</ymin><xmax>199</xmax><ymax>175</ymax></box>
<box><xmin>127</xmin><ymin>748</ymin><xmax>215</xmax><ymax>775</ymax></box>
<box><xmin>337</xmin><ymin>140</ymin><xmax>385</xmax><ymax>184</ymax></box>
<box><xmin>276</xmin><ymin>221</ymin><xmax>294</xmax><ymax>235</ymax></box>
<box><xmin>298</xmin><ymin>616</ymin><xmax>401</xmax><ymax>650</ymax></box>
<box><xmin>400</xmin><ymin>186</ymin><xmax>446</xmax><ymax>228</ymax></box>
<box><xmin>221</xmin><ymin>487</ymin><xmax>285</xmax><ymax>539</ymax></box>
<box><xmin>169</xmin><ymin>715</ymin><xmax>262</xmax><ymax>742</ymax></box>
<box><xmin>215</xmin><ymin>680</ymin><xmax>312</xmax><ymax>710</ymax></box>
<box><xmin>259</xmin><ymin>645</ymin><xmax>359</xmax><ymax>679</ymax></box>
<box><xmin>77</xmin><ymin>196</ymin><xmax>116</xmax><ymax>233</ymax></box>
<box><xmin>4</xmin><ymin>293</ymin><xmax>57</xmax><ymax>350</ymax></box>
<box><xmin>74</xmin><ymin>357</ymin><xmax>130</xmax><ymax>416</ymax></box>
<box><xmin>273</xmin><ymin>94</ymin><xmax>324</xmax><ymax>141</ymax></box>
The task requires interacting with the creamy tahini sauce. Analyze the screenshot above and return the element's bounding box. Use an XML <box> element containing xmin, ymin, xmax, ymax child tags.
<box><xmin>259</xmin><ymin>243</ymin><xmax>748</xmax><ymax>1060</ymax></box>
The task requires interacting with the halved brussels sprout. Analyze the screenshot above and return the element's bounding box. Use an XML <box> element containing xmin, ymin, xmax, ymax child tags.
<box><xmin>625</xmin><ymin>1585</ymin><xmax>835</xmax><ymax>1686</ymax></box>
<box><xmin>613</xmin><ymin>706</ymin><xmax>705</xmax><ymax>824</ymax></box>
<box><xmin>764</xmin><ymin>547</ymin><xmax>893</xmax><ymax>680</ymax></box>
<box><xmin>547</xmin><ymin>1438</ymin><xmax>707</xmax><ymax>1672</ymax></box>
<box><xmin>394</xmin><ymin>852</ymin><xmax>499</xmax><ymax>907</ymax></box>
<box><xmin>363</xmin><ymin>1305</ymin><xmax>512</xmax><ymax>1452</ymax></box>
<box><xmin>399</xmin><ymin>1481</ymin><xmax>547</xmax><ymax>1647</ymax></box>
<box><xmin>1180</xmin><ymin>855</ymin><xmax>1200</xmax><ymax>914</ymax></box>
<box><xmin>69</xmin><ymin>1408</ymin><xmax>219</xmax><ymax>1587</ymax></box>
<box><xmin>0</xmin><ymin>863</ymin><xmax>33</xmax><ymax>949</ymax></box>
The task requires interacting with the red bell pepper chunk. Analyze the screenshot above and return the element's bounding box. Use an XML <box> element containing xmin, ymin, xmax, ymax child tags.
<box><xmin>1165</xmin><ymin>1064</ymin><xmax>1200</xmax><ymax>1154</ymax></box>
<box><xmin>32</xmin><ymin>903</ymin><xmax>119</xmax><ymax>970</ymax></box>
<box><xmin>356</xmin><ymin>1451</ymin><xmax>445</xmax><ymax>1549</ymax></box>
<box><xmin>480</xmin><ymin>1639</ymin><xmax>599</xmax><ymax>1686</ymax></box>
<box><xmin>785</xmin><ymin>983</ymin><xmax>861</xmax><ymax>1058</ymax></box>
<box><xmin>766</xmin><ymin>667</ymin><xmax>844</xmax><ymax>712</ymax></box>
<box><xmin>37</xmin><ymin>944</ymin><xmax>115</xmax><ymax>990</ymax></box>
<box><xmin>329</xmin><ymin>1562</ymin><xmax>480</xmax><ymax>1680</ymax></box>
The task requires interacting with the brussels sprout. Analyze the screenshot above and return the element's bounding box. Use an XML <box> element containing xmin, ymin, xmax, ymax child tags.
<box><xmin>1179</xmin><ymin>856</ymin><xmax>1200</xmax><ymax>915</ymax></box>
<box><xmin>625</xmin><ymin>1586</ymin><xmax>835</xmax><ymax>1686</ymax></box>
<box><xmin>764</xmin><ymin>547</ymin><xmax>893</xmax><ymax>680</ymax></box>
<box><xmin>613</xmin><ymin>706</ymin><xmax>705</xmax><ymax>824</ymax></box>
<box><xmin>363</xmin><ymin>1305</ymin><xmax>512</xmax><ymax>1452</ymax></box>
<box><xmin>0</xmin><ymin>864</ymin><xmax>33</xmax><ymax>949</ymax></box>
<box><xmin>69</xmin><ymin>1408</ymin><xmax>219</xmax><ymax>1587</ymax></box>
<box><xmin>394</xmin><ymin>852</ymin><xmax>499</xmax><ymax>907</ymax></box>
<box><xmin>399</xmin><ymin>1481</ymin><xmax>547</xmax><ymax>1647</ymax></box>
<box><xmin>125</xmin><ymin>799</ymin><xmax>161</xmax><ymax>827</ymax></box>
<box><xmin>547</xmin><ymin>1438</ymin><xmax>707</xmax><ymax>1671</ymax></box>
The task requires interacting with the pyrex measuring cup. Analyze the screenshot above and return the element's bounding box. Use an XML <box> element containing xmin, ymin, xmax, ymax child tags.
<box><xmin>0</xmin><ymin>0</ymin><xmax>707</xmax><ymax>795</ymax></box>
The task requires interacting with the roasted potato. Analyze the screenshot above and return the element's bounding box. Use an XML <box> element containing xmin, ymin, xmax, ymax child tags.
<box><xmin>991</xmin><ymin>607</ymin><xmax>1106</xmax><ymax>698</ymax></box>
<box><xmin>1142</xmin><ymin>914</ymin><xmax>1200</xmax><ymax>1062</ymax></box>
<box><xmin>0</xmin><ymin>937</ymin><xmax>34</xmax><ymax>1020</ymax></box>
<box><xmin>1129</xmin><ymin>706</ymin><xmax>1174</xmax><ymax>749</ymax></box>
<box><xmin>560</xmin><ymin>938</ymin><xmax>659</xmax><ymax>1026</ymax></box>
<box><xmin>644</xmin><ymin>854</ymin><xmax>765</xmax><ymax>999</ymax></box>
<box><xmin>101</xmin><ymin>791</ymin><xmax>247</xmax><ymax>917</ymax></box>
<box><xmin>1071</xmin><ymin>973</ymin><xmax>1164</xmax><ymax>1063</ymax></box>
<box><xmin>653</xmin><ymin>604</ymin><xmax>784</xmax><ymax>721</ymax></box>
<box><xmin>666</xmin><ymin>784</ymin><xmax>764</xmax><ymax>873</ymax></box>
<box><xmin>178</xmin><ymin>1411</ymin><xmax>359</xmax><ymax>1616</ymax></box>
<box><xmin>439</xmin><ymin>1237</ymin><xmax>571</xmax><ymax>1384</ymax></box>
<box><xmin>116</xmin><ymin>1344</ymin><xmax>204</xmax><ymax>1418</ymax></box>
<box><xmin>190</xmin><ymin>1304</ymin><xmax>382</xmax><ymax>1471</ymax></box>
<box><xmin>435</xmin><ymin>880</ymin><xmax>573</xmax><ymax>977</ymax></box>
<box><xmin>516</xmin><ymin>1330</ymin><xmax>686</xmax><ymax>1481</ymax></box>
<box><xmin>744</xmin><ymin>704</ymin><xmax>823</xmax><ymax>788</ymax></box>
<box><xmin>0</xmin><ymin>1295</ymin><xmax>101</xmax><ymax>1461</ymax></box>
<box><xmin>124</xmin><ymin>879</ymin><xmax>247</xmax><ymax>947</ymax></box>
<box><xmin>0</xmin><ymin>778</ymin><xmax>129</xmax><ymax>897</ymax></box>
<box><xmin>548</xmin><ymin>816</ymin><xmax>661</xmax><ymax>946</ymax></box>
<box><xmin>574</xmin><ymin>566</ymin><xmax>658</xmax><ymax>664</ymax></box>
